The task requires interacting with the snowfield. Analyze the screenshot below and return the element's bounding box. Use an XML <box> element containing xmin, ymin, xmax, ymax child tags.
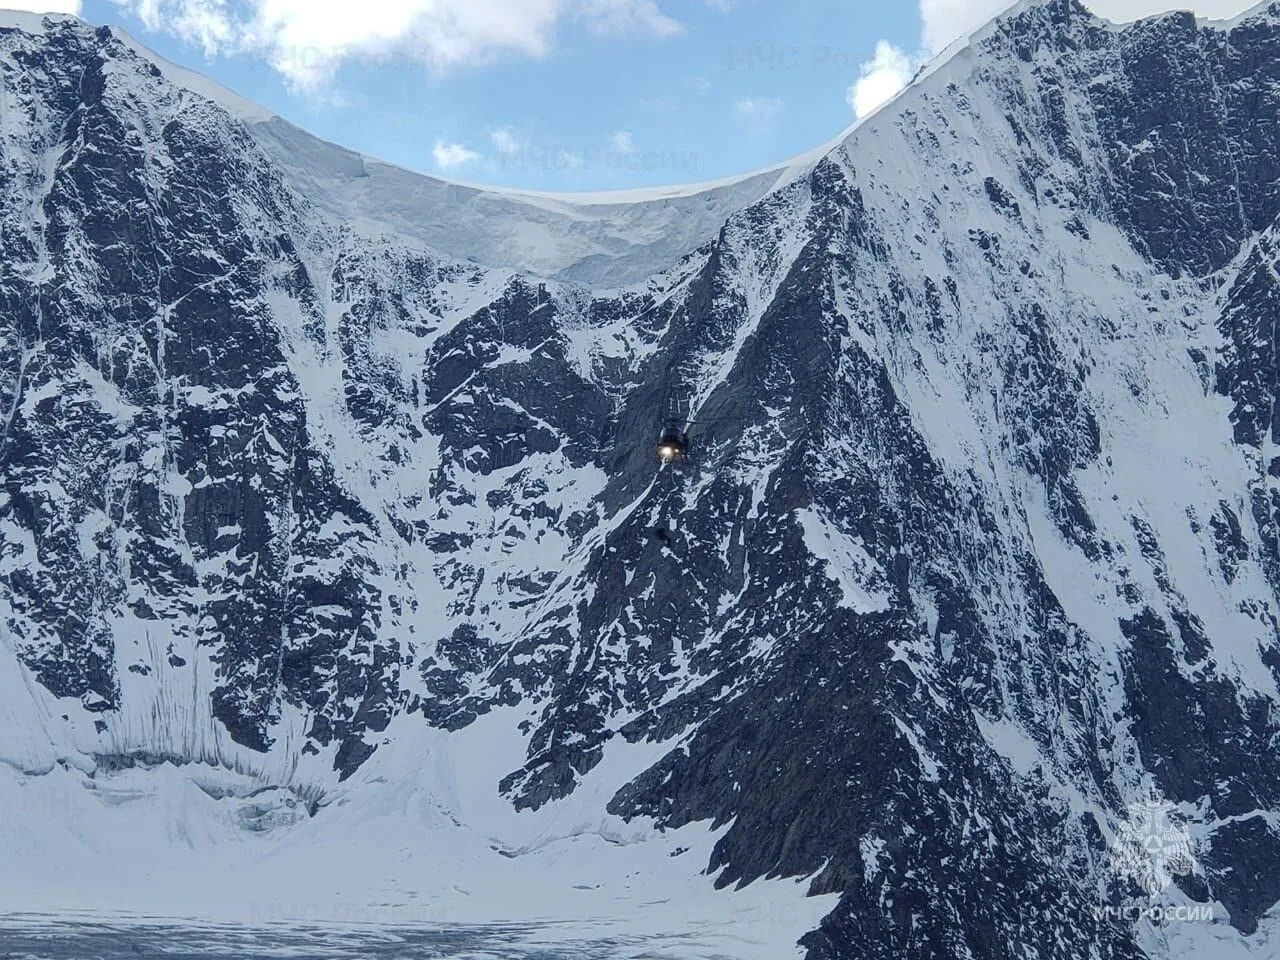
<box><xmin>4</xmin><ymin>2</ymin><xmax>1280</xmax><ymax>959</ymax></box>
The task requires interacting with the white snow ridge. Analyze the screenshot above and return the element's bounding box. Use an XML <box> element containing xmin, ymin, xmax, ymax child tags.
<box><xmin>4</xmin><ymin>3</ymin><xmax>1280</xmax><ymax>960</ymax></box>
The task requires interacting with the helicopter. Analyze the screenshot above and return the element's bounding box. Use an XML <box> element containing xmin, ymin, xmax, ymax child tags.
<box><xmin>655</xmin><ymin>411</ymin><xmax>728</xmax><ymax>464</ymax></box>
<box><xmin>656</xmin><ymin>418</ymin><xmax>691</xmax><ymax>463</ymax></box>
<box><xmin>650</xmin><ymin>415</ymin><xmax>701</xmax><ymax>545</ymax></box>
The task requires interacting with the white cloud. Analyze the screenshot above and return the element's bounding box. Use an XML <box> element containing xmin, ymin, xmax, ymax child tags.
<box><xmin>168</xmin><ymin>1</ymin><xmax>233</xmax><ymax>57</ymax></box>
<box><xmin>110</xmin><ymin>0</ymin><xmax>683</xmax><ymax>90</ymax></box>
<box><xmin>490</xmin><ymin>127</ymin><xmax>526</xmax><ymax>156</ymax></box>
<box><xmin>918</xmin><ymin>0</ymin><xmax>1017</xmax><ymax>53</ymax></box>
<box><xmin>1082</xmin><ymin>0</ymin><xmax>1254</xmax><ymax>25</ymax></box>
<box><xmin>610</xmin><ymin>130</ymin><xmax>635</xmax><ymax>153</ymax></box>
<box><xmin>848</xmin><ymin>41</ymin><xmax>917</xmax><ymax>119</ymax></box>
<box><xmin>734</xmin><ymin>96</ymin><xmax>782</xmax><ymax>136</ymax></box>
<box><xmin>4</xmin><ymin>0</ymin><xmax>81</xmax><ymax>12</ymax></box>
<box><xmin>432</xmin><ymin>141</ymin><xmax>481</xmax><ymax>169</ymax></box>
<box><xmin>579</xmin><ymin>0</ymin><xmax>681</xmax><ymax>37</ymax></box>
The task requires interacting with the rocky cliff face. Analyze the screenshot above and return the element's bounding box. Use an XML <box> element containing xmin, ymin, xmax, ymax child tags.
<box><xmin>4</xmin><ymin>2</ymin><xmax>1280</xmax><ymax>957</ymax></box>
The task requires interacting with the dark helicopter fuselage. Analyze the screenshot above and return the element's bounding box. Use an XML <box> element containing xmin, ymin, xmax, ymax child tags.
<box><xmin>657</xmin><ymin>423</ymin><xmax>690</xmax><ymax>462</ymax></box>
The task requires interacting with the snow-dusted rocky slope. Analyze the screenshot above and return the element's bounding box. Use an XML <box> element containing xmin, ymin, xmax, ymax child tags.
<box><xmin>4</xmin><ymin>2</ymin><xmax>1280</xmax><ymax>957</ymax></box>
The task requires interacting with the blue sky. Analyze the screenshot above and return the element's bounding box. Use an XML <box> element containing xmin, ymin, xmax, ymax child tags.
<box><xmin>13</xmin><ymin>0</ymin><xmax>1259</xmax><ymax>192</ymax></box>
<box><xmin>78</xmin><ymin>0</ymin><xmax>924</xmax><ymax>192</ymax></box>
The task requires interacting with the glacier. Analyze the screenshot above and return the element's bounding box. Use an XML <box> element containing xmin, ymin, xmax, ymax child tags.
<box><xmin>3</xmin><ymin>1</ymin><xmax>1280</xmax><ymax>958</ymax></box>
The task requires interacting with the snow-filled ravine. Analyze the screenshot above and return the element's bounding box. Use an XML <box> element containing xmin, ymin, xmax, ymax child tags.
<box><xmin>5</xmin><ymin>2</ymin><xmax>1280</xmax><ymax>959</ymax></box>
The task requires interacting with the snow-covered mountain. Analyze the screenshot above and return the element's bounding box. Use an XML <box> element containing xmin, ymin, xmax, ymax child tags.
<box><xmin>3</xmin><ymin>1</ymin><xmax>1280</xmax><ymax>957</ymax></box>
